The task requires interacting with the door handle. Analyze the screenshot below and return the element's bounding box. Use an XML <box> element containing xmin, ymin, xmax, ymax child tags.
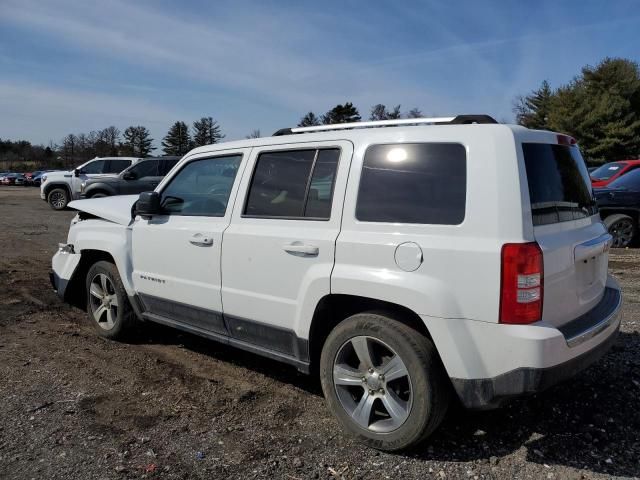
<box><xmin>189</xmin><ymin>233</ymin><xmax>214</xmax><ymax>246</ymax></box>
<box><xmin>282</xmin><ymin>243</ymin><xmax>319</xmax><ymax>256</ymax></box>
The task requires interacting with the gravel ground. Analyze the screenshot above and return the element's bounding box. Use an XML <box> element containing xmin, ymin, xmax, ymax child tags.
<box><xmin>0</xmin><ymin>187</ymin><xmax>639</xmax><ymax>480</ymax></box>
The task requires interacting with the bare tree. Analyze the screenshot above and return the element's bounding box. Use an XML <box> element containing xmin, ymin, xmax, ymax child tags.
<box><xmin>245</xmin><ymin>129</ymin><xmax>261</xmax><ymax>139</ymax></box>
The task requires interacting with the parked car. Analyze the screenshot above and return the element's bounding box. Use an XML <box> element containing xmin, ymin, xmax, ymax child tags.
<box><xmin>41</xmin><ymin>157</ymin><xmax>142</xmax><ymax>210</ymax></box>
<box><xmin>595</xmin><ymin>168</ymin><xmax>640</xmax><ymax>247</ymax></box>
<box><xmin>0</xmin><ymin>172</ymin><xmax>11</xmax><ymax>182</ymax></box>
<box><xmin>80</xmin><ymin>157</ymin><xmax>180</xmax><ymax>199</ymax></box>
<box><xmin>1</xmin><ymin>173</ymin><xmax>26</xmax><ymax>185</ymax></box>
<box><xmin>51</xmin><ymin>115</ymin><xmax>621</xmax><ymax>451</ymax></box>
<box><xmin>32</xmin><ymin>170</ymin><xmax>56</xmax><ymax>187</ymax></box>
<box><xmin>590</xmin><ymin>159</ymin><xmax>640</xmax><ymax>187</ymax></box>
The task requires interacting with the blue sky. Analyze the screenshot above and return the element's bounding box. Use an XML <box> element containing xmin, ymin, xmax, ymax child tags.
<box><xmin>1</xmin><ymin>0</ymin><xmax>639</xmax><ymax>148</ymax></box>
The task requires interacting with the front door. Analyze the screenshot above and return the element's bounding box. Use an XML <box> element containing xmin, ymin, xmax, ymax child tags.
<box><xmin>221</xmin><ymin>142</ymin><xmax>353</xmax><ymax>355</ymax></box>
<box><xmin>131</xmin><ymin>149</ymin><xmax>248</xmax><ymax>334</ymax></box>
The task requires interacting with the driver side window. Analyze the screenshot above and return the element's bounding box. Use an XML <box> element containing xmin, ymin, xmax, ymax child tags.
<box><xmin>160</xmin><ymin>155</ymin><xmax>242</xmax><ymax>216</ymax></box>
<box><xmin>81</xmin><ymin>160</ymin><xmax>105</xmax><ymax>174</ymax></box>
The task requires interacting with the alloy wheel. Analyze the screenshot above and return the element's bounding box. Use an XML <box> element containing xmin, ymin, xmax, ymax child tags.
<box><xmin>333</xmin><ymin>336</ymin><xmax>413</xmax><ymax>433</ymax></box>
<box><xmin>89</xmin><ymin>273</ymin><xmax>119</xmax><ymax>330</ymax></box>
<box><xmin>611</xmin><ymin>219</ymin><xmax>634</xmax><ymax>247</ymax></box>
<box><xmin>49</xmin><ymin>192</ymin><xmax>66</xmax><ymax>209</ymax></box>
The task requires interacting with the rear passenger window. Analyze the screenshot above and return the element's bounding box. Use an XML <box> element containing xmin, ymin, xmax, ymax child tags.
<box><xmin>106</xmin><ymin>159</ymin><xmax>132</xmax><ymax>173</ymax></box>
<box><xmin>356</xmin><ymin>143</ymin><xmax>466</xmax><ymax>224</ymax></box>
<box><xmin>244</xmin><ymin>148</ymin><xmax>340</xmax><ymax>219</ymax></box>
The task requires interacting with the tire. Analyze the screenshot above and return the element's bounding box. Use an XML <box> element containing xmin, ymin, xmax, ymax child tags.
<box><xmin>47</xmin><ymin>187</ymin><xmax>69</xmax><ymax>210</ymax></box>
<box><xmin>320</xmin><ymin>313</ymin><xmax>450</xmax><ymax>451</ymax></box>
<box><xmin>89</xmin><ymin>192</ymin><xmax>108</xmax><ymax>199</ymax></box>
<box><xmin>604</xmin><ymin>214</ymin><xmax>637</xmax><ymax>248</ymax></box>
<box><xmin>85</xmin><ymin>261</ymin><xmax>136</xmax><ymax>340</ymax></box>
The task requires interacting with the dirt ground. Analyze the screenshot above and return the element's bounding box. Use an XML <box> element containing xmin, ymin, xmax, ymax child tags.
<box><xmin>0</xmin><ymin>187</ymin><xmax>638</xmax><ymax>480</ymax></box>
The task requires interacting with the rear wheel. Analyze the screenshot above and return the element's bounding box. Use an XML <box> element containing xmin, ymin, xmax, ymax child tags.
<box><xmin>85</xmin><ymin>261</ymin><xmax>136</xmax><ymax>339</ymax></box>
<box><xmin>47</xmin><ymin>188</ymin><xmax>69</xmax><ymax>210</ymax></box>
<box><xmin>604</xmin><ymin>214</ymin><xmax>637</xmax><ymax>248</ymax></box>
<box><xmin>320</xmin><ymin>313</ymin><xmax>450</xmax><ymax>451</ymax></box>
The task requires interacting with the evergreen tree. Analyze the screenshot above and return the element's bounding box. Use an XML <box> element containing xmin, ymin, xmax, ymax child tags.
<box><xmin>322</xmin><ymin>102</ymin><xmax>361</xmax><ymax>124</ymax></box>
<box><xmin>123</xmin><ymin>126</ymin><xmax>155</xmax><ymax>157</ymax></box>
<box><xmin>298</xmin><ymin>112</ymin><xmax>321</xmax><ymax>127</ymax></box>
<box><xmin>192</xmin><ymin>117</ymin><xmax>224</xmax><ymax>147</ymax></box>
<box><xmin>557</xmin><ymin>58</ymin><xmax>640</xmax><ymax>161</ymax></box>
<box><xmin>513</xmin><ymin>80</ymin><xmax>553</xmax><ymax>129</ymax></box>
<box><xmin>407</xmin><ymin>108</ymin><xmax>423</xmax><ymax>118</ymax></box>
<box><xmin>369</xmin><ymin>104</ymin><xmax>389</xmax><ymax>121</ymax></box>
<box><xmin>514</xmin><ymin>58</ymin><xmax>640</xmax><ymax>162</ymax></box>
<box><xmin>387</xmin><ymin>105</ymin><xmax>402</xmax><ymax>119</ymax></box>
<box><xmin>162</xmin><ymin>121</ymin><xmax>191</xmax><ymax>155</ymax></box>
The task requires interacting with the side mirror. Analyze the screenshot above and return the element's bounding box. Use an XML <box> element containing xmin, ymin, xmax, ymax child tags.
<box><xmin>74</xmin><ymin>168</ymin><xmax>80</xmax><ymax>177</ymax></box>
<box><xmin>136</xmin><ymin>191</ymin><xmax>160</xmax><ymax>218</ymax></box>
<box><xmin>123</xmin><ymin>171</ymin><xmax>137</xmax><ymax>180</ymax></box>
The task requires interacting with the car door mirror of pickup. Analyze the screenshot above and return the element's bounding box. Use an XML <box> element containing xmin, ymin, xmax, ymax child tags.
<box><xmin>135</xmin><ymin>191</ymin><xmax>160</xmax><ymax>219</ymax></box>
<box><xmin>74</xmin><ymin>168</ymin><xmax>81</xmax><ymax>177</ymax></box>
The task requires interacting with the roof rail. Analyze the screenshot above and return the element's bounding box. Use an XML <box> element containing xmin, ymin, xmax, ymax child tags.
<box><xmin>272</xmin><ymin>114</ymin><xmax>497</xmax><ymax>136</ymax></box>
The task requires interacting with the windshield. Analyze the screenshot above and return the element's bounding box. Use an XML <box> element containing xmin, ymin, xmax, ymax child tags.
<box><xmin>590</xmin><ymin>162</ymin><xmax>625</xmax><ymax>180</ymax></box>
<box><xmin>608</xmin><ymin>168</ymin><xmax>640</xmax><ymax>190</ymax></box>
<box><xmin>522</xmin><ymin>143</ymin><xmax>596</xmax><ymax>226</ymax></box>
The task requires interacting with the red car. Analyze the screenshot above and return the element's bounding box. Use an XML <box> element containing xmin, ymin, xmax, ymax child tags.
<box><xmin>590</xmin><ymin>159</ymin><xmax>640</xmax><ymax>187</ymax></box>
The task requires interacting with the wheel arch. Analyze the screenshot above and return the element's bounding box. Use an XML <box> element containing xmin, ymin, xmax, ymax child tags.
<box><xmin>64</xmin><ymin>249</ymin><xmax>118</xmax><ymax>309</ymax></box>
<box><xmin>44</xmin><ymin>182</ymin><xmax>71</xmax><ymax>199</ymax></box>
<box><xmin>85</xmin><ymin>184</ymin><xmax>115</xmax><ymax>198</ymax></box>
<box><xmin>307</xmin><ymin>294</ymin><xmax>433</xmax><ymax>372</ymax></box>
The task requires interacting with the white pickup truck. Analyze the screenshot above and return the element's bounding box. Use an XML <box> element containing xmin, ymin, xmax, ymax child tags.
<box><xmin>50</xmin><ymin>115</ymin><xmax>622</xmax><ymax>450</ymax></box>
<box><xmin>40</xmin><ymin>157</ymin><xmax>141</xmax><ymax>209</ymax></box>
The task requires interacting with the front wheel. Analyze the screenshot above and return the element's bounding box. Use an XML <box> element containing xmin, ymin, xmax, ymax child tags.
<box><xmin>47</xmin><ymin>188</ymin><xmax>69</xmax><ymax>210</ymax></box>
<box><xmin>85</xmin><ymin>261</ymin><xmax>136</xmax><ymax>339</ymax></box>
<box><xmin>604</xmin><ymin>214</ymin><xmax>637</xmax><ymax>248</ymax></box>
<box><xmin>320</xmin><ymin>313</ymin><xmax>450</xmax><ymax>451</ymax></box>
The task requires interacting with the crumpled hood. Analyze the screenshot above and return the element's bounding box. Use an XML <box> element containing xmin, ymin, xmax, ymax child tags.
<box><xmin>68</xmin><ymin>195</ymin><xmax>138</xmax><ymax>226</ymax></box>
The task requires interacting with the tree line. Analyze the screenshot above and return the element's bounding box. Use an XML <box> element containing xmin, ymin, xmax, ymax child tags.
<box><xmin>514</xmin><ymin>57</ymin><xmax>640</xmax><ymax>163</ymax></box>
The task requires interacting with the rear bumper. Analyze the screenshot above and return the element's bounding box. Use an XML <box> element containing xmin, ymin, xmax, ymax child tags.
<box><xmin>424</xmin><ymin>277</ymin><xmax>622</xmax><ymax>409</ymax></box>
<box><xmin>451</xmin><ymin>318</ymin><xmax>619</xmax><ymax>409</ymax></box>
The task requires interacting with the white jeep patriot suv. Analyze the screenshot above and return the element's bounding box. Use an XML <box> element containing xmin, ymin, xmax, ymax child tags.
<box><xmin>50</xmin><ymin>115</ymin><xmax>622</xmax><ymax>451</ymax></box>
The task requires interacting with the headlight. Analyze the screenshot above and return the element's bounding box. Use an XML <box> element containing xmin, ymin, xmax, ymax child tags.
<box><xmin>42</xmin><ymin>175</ymin><xmax>47</xmax><ymax>182</ymax></box>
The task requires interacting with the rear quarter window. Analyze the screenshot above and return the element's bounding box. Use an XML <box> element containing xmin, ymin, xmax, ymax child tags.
<box><xmin>356</xmin><ymin>143</ymin><xmax>466</xmax><ymax>225</ymax></box>
<box><xmin>522</xmin><ymin>143</ymin><xmax>596</xmax><ymax>226</ymax></box>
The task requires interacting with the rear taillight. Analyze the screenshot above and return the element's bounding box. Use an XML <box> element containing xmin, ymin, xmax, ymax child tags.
<box><xmin>500</xmin><ymin>242</ymin><xmax>543</xmax><ymax>324</ymax></box>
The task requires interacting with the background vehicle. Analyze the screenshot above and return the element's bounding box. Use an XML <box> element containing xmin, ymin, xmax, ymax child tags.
<box><xmin>1</xmin><ymin>173</ymin><xmax>26</xmax><ymax>185</ymax></box>
<box><xmin>41</xmin><ymin>157</ymin><xmax>141</xmax><ymax>210</ymax></box>
<box><xmin>80</xmin><ymin>156</ymin><xmax>180</xmax><ymax>199</ymax></box>
<box><xmin>595</xmin><ymin>168</ymin><xmax>640</xmax><ymax>247</ymax></box>
<box><xmin>32</xmin><ymin>170</ymin><xmax>56</xmax><ymax>187</ymax></box>
<box><xmin>590</xmin><ymin>159</ymin><xmax>640</xmax><ymax>187</ymax></box>
<box><xmin>51</xmin><ymin>116</ymin><xmax>621</xmax><ymax>451</ymax></box>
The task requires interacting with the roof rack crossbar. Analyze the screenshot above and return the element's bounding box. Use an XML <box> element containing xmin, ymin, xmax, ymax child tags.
<box><xmin>272</xmin><ymin>114</ymin><xmax>497</xmax><ymax>136</ymax></box>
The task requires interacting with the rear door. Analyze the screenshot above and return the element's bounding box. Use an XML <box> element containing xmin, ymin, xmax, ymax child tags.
<box><xmin>221</xmin><ymin>142</ymin><xmax>352</xmax><ymax>350</ymax></box>
<box><xmin>521</xmin><ymin>141</ymin><xmax>609</xmax><ymax>327</ymax></box>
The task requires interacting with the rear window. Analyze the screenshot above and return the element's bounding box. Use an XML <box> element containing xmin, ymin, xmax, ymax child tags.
<box><xmin>356</xmin><ymin>143</ymin><xmax>466</xmax><ymax>224</ymax></box>
<box><xmin>522</xmin><ymin>143</ymin><xmax>596</xmax><ymax>226</ymax></box>
<box><xmin>590</xmin><ymin>162</ymin><xmax>624</xmax><ymax>180</ymax></box>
